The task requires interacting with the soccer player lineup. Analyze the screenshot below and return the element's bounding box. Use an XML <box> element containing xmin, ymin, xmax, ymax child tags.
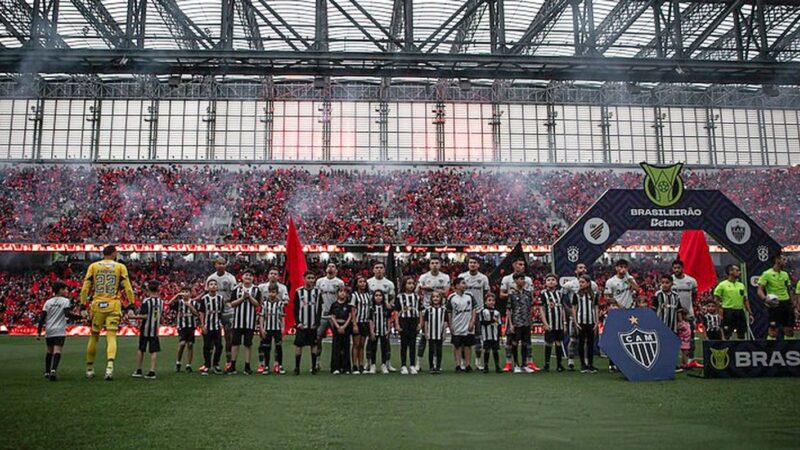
<box><xmin>6</xmin><ymin>1</ymin><xmax>800</xmax><ymax>446</ymax></box>
<box><xmin>36</xmin><ymin>244</ymin><xmax>799</xmax><ymax>382</ymax></box>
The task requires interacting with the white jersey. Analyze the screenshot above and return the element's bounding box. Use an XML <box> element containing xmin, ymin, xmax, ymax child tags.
<box><xmin>458</xmin><ymin>271</ymin><xmax>490</xmax><ymax>310</ymax></box>
<box><xmin>447</xmin><ymin>292</ymin><xmax>477</xmax><ymax>336</ymax></box>
<box><xmin>257</xmin><ymin>281</ymin><xmax>289</xmax><ymax>303</ymax></box>
<box><xmin>672</xmin><ymin>274</ymin><xmax>698</xmax><ymax>318</ymax></box>
<box><xmin>42</xmin><ymin>296</ymin><xmax>72</xmax><ymax>338</ymax></box>
<box><xmin>367</xmin><ymin>277</ymin><xmax>396</xmax><ymax>304</ymax></box>
<box><xmin>501</xmin><ymin>273</ymin><xmax>533</xmax><ymax>293</ymax></box>
<box><xmin>561</xmin><ymin>277</ymin><xmax>598</xmax><ymax>307</ymax></box>
<box><xmin>418</xmin><ymin>271</ymin><xmax>451</xmax><ymax>308</ymax></box>
<box><xmin>206</xmin><ymin>271</ymin><xmax>238</xmax><ymax>316</ymax></box>
<box><xmin>316</xmin><ymin>276</ymin><xmax>345</xmax><ymax>315</ymax></box>
<box><xmin>604</xmin><ymin>274</ymin><xmax>636</xmax><ymax>309</ymax></box>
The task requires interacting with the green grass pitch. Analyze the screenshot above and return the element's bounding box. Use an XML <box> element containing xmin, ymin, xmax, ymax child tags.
<box><xmin>1</xmin><ymin>336</ymin><xmax>799</xmax><ymax>450</ymax></box>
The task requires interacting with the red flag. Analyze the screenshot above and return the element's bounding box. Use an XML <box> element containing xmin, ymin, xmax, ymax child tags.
<box><xmin>284</xmin><ymin>217</ymin><xmax>307</xmax><ymax>332</ymax></box>
<box><xmin>678</xmin><ymin>230</ymin><xmax>717</xmax><ymax>293</ymax></box>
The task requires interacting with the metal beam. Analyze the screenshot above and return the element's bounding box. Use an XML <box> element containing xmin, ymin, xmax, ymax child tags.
<box><xmin>488</xmin><ymin>0</ymin><xmax>505</xmax><ymax>54</ymax></box>
<box><xmin>220</xmin><ymin>0</ymin><xmax>235</xmax><ymax>49</ymax></box>
<box><xmin>637</xmin><ymin>2</ymin><xmax>723</xmax><ymax>58</ymax></box>
<box><xmin>243</xmin><ymin>0</ymin><xmax>301</xmax><ymax>51</ymax></box>
<box><xmin>684</xmin><ymin>0</ymin><xmax>744</xmax><ymax>57</ymax></box>
<box><xmin>403</xmin><ymin>0</ymin><xmax>413</xmax><ymax>51</ymax></box>
<box><xmin>254</xmin><ymin>0</ymin><xmax>312</xmax><ymax>50</ymax></box>
<box><xmin>444</xmin><ymin>0</ymin><xmax>486</xmax><ymax>54</ymax></box>
<box><xmin>125</xmin><ymin>0</ymin><xmax>146</xmax><ymax>49</ymax></box>
<box><xmin>695</xmin><ymin>4</ymin><xmax>800</xmax><ymax>60</ymax></box>
<box><xmin>315</xmin><ymin>0</ymin><xmax>328</xmax><ymax>51</ymax></box>
<box><xmin>769</xmin><ymin>13</ymin><xmax>800</xmax><ymax>59</ymax></box>
<box><xmin>0</xmin><ymin>0</ymin><xmax>67</xmax><ymax>48</ymax></box>
<box><xmin>70</xmin><ymin>0</ymin><xmax>128</xmax><ymax>48</ymax></box>
<box><xmin>570</xmin><ymin>0</ymin><xmax>597</xmax><ymax>56</ymax></box>
<box><xmin>328</xmin><ymin>0</ymin><xmax>386</xmax><ymax>51</ymax></box>
<box><xmin>152</xmin><ymin>0</ymin><xmax>214</xmax><ymax>50</ymax></box>
<box><xmin>236</xmin><ymin>0</ymin><xmax>264</xmax><ymax>51</ymax></box>
<box><xmin>507</xmin><ymin>0</ymin><xmax>570</xmax><ymax>55</ymax></box>
<box><xmin>419</xmin><ymin>0</ymin><xmax>481</xmax><ymax>52</ymax></box>
<box><xmin>4</xmin><ymin>48</ymin><xmax>800</xmax><ymax>84</ymax></box>
<box><xmin>3</xmin><ymin>79</ymin><xmax>800</xmax><ymax>108</ymax></box>
<box><xmin>346</xmin><ymin>0</ymin><xmax>405</xmax><ymax>50</ymax></box>
<box><xmin>594</xmin><ymin>0</ymin><xmax>657</xmax><ymax>54</ymax></box>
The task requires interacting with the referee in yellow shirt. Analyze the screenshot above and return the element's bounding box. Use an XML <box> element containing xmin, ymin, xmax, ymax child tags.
<box><xmin>712</xmin><ymin>264</ymin><xmax>753</xmax><ymax>340</ymax></box>
<box><xmin>757</xmin><ymin>254</ymin><xmax>795</xmax><ymax>340</ymax></box>
<box><xmin>80</xmin><ymin>245</ymin><xmax>136</xmax><ymax>380</ymax></box>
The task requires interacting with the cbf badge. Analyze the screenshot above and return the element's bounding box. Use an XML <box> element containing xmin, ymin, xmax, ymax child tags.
<box><xmin>640</xmin><ymin>162</ymin><xmax>684</xmax><ymax>207</ymax></box>
<box><xmin>600</xmin><ymin>308</ymin><xmax>680</xmax><ymax>381</ymax></box>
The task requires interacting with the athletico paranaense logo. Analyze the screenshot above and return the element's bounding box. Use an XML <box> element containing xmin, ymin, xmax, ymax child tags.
<box><xmin>640</xmin><ymin>162</ymin><xmax>684</xmax><ymax>207</ymax></box>
<box><xmin>619</xmin><ymin>325</ymin><xmax>660</xmax><ymax>370</ymax></box>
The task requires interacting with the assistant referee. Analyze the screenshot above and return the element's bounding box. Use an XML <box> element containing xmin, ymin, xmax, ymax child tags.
<box><xmin>712</xmin><ymin>265</ymin><xmax>753</xmax><ymax>340</ymax></box>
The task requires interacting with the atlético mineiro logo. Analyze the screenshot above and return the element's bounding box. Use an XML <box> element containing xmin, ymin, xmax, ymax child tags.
<box><xmin>619</xmin><ymin>328</ymin><xmax>660</xmax><ymax>370</ymax></box>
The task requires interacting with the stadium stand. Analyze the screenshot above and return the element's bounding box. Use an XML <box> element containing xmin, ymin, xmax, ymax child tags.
<box><xmin>0</xmin><ymin>165</ymin><xmax>797</xmax><ymax>245</ymax></box>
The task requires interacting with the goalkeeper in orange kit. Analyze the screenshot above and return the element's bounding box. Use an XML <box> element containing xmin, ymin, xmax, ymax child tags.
<box><xmin>80</xmin><ymin>245</ymin><xmax>136</xmax><ymax>380</ymax></box>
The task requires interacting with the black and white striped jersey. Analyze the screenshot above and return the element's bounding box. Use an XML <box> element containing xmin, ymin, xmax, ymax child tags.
<box><xmin>175</xmin><ymin>299</ymin><xmax>199</xmax><ymax>330</ymax></box>
<box><xmin>261</xmin><ymin>299</ymin><xmax>286</xmax><ymax>332</ymax></box>
<box><xmin>350</xmin><ymin>291</ymin><xmax>372</xmax><ymax>323</ymax></box>
<box><xmin>655</xmin><ymin>290</ymin><xmax>681</xmax><ymax>332</ymax></box>
<box><xmin>479</xmin><ymin>308</ymin><xmax>501</xmax><ymax>341</ymax></box>
<box><xmin>396</xmin><ymin>293</ymin><xmax>420</xmax><ymax>319</ymax></box>
<box><xmin>572</xmin><ymin>292</ymin><xmax>598</xmax><ymax>325</ymax></box>
<box><xmin>198</xmin><ymin>294</ymin><xmax>224</xmax><ymax>332</ymax></box>
<box><xmin>424</xmin><ymin>305</ymin><xmax>448</xmax><ymax>340</ymax></box>
<box><xmin>232</xmin><ymin>285</ymin><xmax>261</xmax><ymax>330</ymax></box>
<box><xmin>139</xmin><ymin>297</ymin><xmax>164</xmax><ymax>337</ymax></box>
<box><xmin>294</xmin><ymin>287</ymin><xmax>323</xmax><ymax>329</ymax></box>
<box><xmin>540</xmin><ymin>289</ymin><xmax>566</xmax><ymax>331</ymax></box>
<box><xmin>703</xmin><ymin>312</ymin><xmax>722</xmax><ymax>333</ymax></box>
<box><xmin>369</xmin><ymin>303</ymin><xmax>391</xmax><ymax>337</ymax></box>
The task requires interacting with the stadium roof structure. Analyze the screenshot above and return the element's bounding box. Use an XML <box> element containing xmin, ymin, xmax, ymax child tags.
<box><xmin>0</xmin><ymin>0</ymin><xmax>799</xmax><ymax>85</ymax></box>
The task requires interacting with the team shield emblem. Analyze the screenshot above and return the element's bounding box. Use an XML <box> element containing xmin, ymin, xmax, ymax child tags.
<box><xmin>619</xmin><ymin>328</ymin><xmax>660</xmax><ymax>370</ymax></box>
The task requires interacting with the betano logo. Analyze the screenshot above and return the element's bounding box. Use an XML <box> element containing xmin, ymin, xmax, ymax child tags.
<box><xmin>641</xmin><ymin>162</ymin><xmax>685</xmax><ymax>207</ymax></box>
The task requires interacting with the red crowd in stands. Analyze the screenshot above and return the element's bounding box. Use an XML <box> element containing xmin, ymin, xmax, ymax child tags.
<box><xmin>0</xmin><ymin>165</ymin><xmax>797</xmax><ymax>246</ymax></box>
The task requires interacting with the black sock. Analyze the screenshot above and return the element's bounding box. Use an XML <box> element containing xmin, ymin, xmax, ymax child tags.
<box><xmin>493</xmin><ymin>350</ymin><xmax>500</xmax><ymax>369</ymax></box>
<box><xmin>295</xmin><ymin>354</ymin><xmax>301</xmax><ymax>370</ymax></box>
<box><xmin>484</xmin><ymin>351</ymin><xmax>490</xmax><ymax>368</ymax></box>
<box><xmin>556</xmin><ymin>346</ymin><xmax>563</xmax><ymax>365</ymax></box>
<box><xmin>45</xmin><ymin>353</ymin><xmax>53</xmax><ymax>373</ymax></box>
<box><xmin>544</xmin><ymin>345</ymin><xmax>552</xmax><ymax>365</ymax></box>
<box><xmin>245</xmin><ymin>363</ymin><xmax>251</xmax><ymax>371</ymax></box>
<box><xmin>52</xmin><ymin>353</ymin><xmax>62</xmax><ymax>371</ymax></box>
<box><xmin>512</xmin><ymin>346</ymin><xmax>519</xmax><ymax>366</ymax></box>
<box><xmin>311</xmin><ymin>353</ymin><xmax>318</xmax><ymax>370</ymax></box>
<box><xmin>264</xmin><ymin>346</ymin><xmax>271</xmax><ymax>366</ymax></box>
<box><xmin>229</xmin><ymin>361</ymin><xmax>236</xmax><ymax>371</ymax></box>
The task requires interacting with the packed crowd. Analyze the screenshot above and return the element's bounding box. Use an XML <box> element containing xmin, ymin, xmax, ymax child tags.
<box><xmin>0</xmin><ymin>165</ymin><xmax>796</xmax><ymax>245</ymax></box>
<box><xmin>0</xmin><ymin>256</ymin><xmax>721</xmax><ymax>329</ymax></box>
